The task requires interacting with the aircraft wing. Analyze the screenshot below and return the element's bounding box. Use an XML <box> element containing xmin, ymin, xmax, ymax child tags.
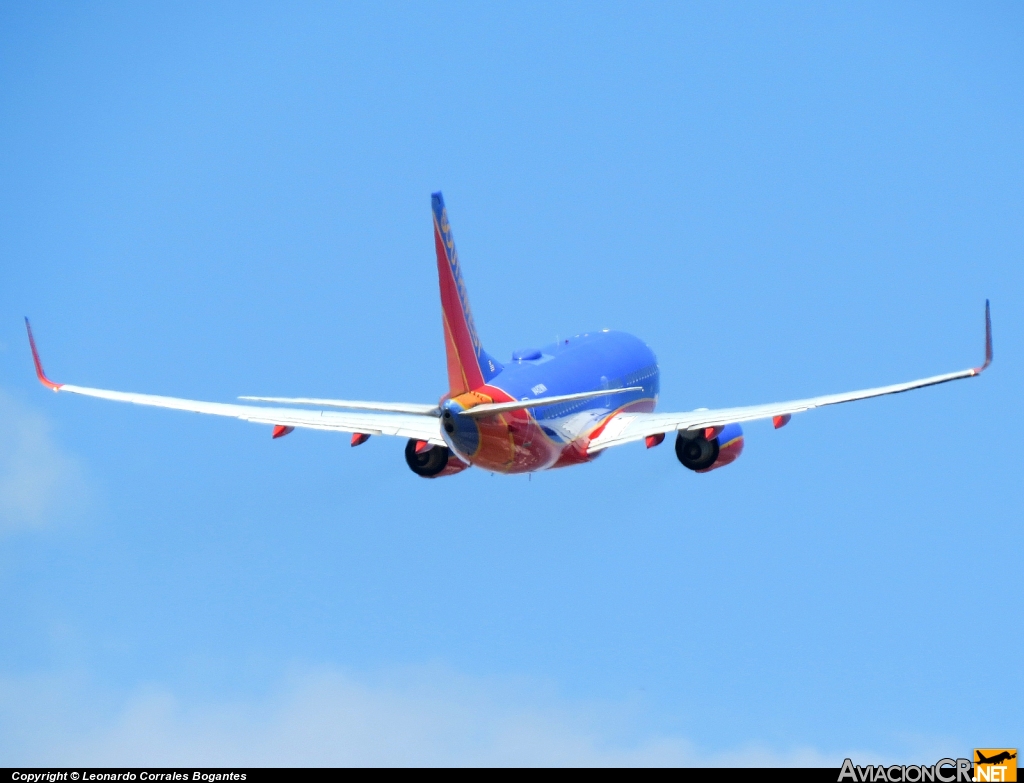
<box><xmin>24</xmin><ymin>320</ymin><xmax>445</xmax><ymax>445</ymax></box>
<box><xmin>589</xmin><ymin>301</ymin><xmax>992</xmax><ymax>454</ymax></box>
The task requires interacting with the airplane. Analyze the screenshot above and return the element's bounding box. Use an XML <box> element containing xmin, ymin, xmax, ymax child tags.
<box><xmin>976</xmin><ymin>752</ymin><xmax>1016</xmax><ymax>765</ymax></box>
<box><xmin>25</xmin><ymin>192</ymin><xmax>992</xmax><ymax>479</ymax></box>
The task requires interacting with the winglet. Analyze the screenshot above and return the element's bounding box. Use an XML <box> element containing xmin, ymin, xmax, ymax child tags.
<box><xmin>972</xmin><ymin>299</ymin><xmax>992</xmax><ymax>375</ymax></box>
<box><xmin>24</xmin><ymin>318</ymin><xmax>62</xmax><ymax>391</ymax></box>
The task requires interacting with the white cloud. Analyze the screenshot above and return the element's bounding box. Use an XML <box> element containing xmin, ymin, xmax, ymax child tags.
<box><xmin>0</xmin><ymin>390</ymin><xmax>88</xmax><ymax>534</ymax></box>
<box><xmin>0</xmin><ymin>665</ymin><xmax>844</xmax><ymax>767</ymax></box>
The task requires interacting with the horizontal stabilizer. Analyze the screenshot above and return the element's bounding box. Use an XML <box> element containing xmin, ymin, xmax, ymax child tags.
<box><xmin>239</xmin><ymin>396</ymin><xmax>440</xmax><ymax>416</ymax></box>
<box><xmin>461</xmin><ymin>387</ymin><xmax>643</xmax><ymax>418</ymax></box>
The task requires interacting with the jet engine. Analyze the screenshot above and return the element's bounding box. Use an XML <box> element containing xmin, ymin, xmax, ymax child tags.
<box><xmin>404</xmin><ymin>439</ymin><xmax>469</xmax><ymax>478</ymax></box>
<box><xmin>674</xmin><ymin>423</ymin><xmax>744</xmax><ymax>473</ymax></box>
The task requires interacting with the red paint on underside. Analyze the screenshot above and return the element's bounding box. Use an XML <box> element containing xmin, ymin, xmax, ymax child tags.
<box><xmin>551</xmin><ymin>440</ymin><xmax>595</xmax><ymax>469</ymax></box>
<box><xmin>428</xmin><ymin>453</ymin><xmax>471</xmax><ymax>478</ymax></box>
<box><xmin>272</xmin><ymin>425</ymin><xmax>294</xmax><ymax>439</ymax></box>
<box><xmin>696</xmin><ymin>436</ymin><xmax>744</xmax><ymax>473</ymax></box>
<box><xmin>459</xmin><ymin>388</ymin><xmax>659</xmax><ymax>474</ymax></box>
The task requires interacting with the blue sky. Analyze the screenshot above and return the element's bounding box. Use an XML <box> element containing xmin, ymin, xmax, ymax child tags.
<box><xmin>1</xmin><ymin>2</ymin><xmax>1021</xmax><ymax>766</ymax></box>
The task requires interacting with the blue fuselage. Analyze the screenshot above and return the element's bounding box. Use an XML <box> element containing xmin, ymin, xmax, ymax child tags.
<box><xmin>440</xmin><ymin>330</ymin><xmax>659</xmax><ymax>473</ymax></box>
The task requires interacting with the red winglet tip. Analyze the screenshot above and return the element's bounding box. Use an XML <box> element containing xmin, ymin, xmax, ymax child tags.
<box><xmin>973</xmin><ymin>299</ymin><xmax>993</xmax><ymax>375</ymax></box>
<box><xmin>24</xmin><ymin>318</ymin><xmax>62</xmax><ymax>391</ymax></box>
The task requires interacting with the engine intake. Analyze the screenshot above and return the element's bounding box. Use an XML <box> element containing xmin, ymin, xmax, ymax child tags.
<box><xmin>675</xmin><ymin>423</ymin><xmax>744</xmax><ymax>473</ymax></box>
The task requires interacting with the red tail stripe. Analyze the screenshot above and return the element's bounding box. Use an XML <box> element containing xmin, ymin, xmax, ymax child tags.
<box><xmin>434</xmin><ymin>223</ymin><xmax>484</xmax><ymax>393</ymax></box>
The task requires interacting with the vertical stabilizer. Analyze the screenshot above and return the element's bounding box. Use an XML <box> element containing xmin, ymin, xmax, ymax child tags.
<box><xmin>431</xmin><ymin>192</ymin><xmax>502</xmax><ymax>395</ymax></box>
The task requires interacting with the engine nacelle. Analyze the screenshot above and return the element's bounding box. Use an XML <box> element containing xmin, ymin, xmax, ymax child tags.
<box><xmin>404</xmin><ymin>439</ymin><xmax>469</xmax><ymax>478</ymax></box>
<box><xmin>675</xmin><ymin>423</ymin><xmax>744</xmax><ymax>473</ymax></box>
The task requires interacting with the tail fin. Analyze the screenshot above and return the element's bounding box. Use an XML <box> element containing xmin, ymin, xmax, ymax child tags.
<box><xmin>431</xmin><ymin>192</ymin><xmax>502</xmax><ymax>395</ymax></box>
